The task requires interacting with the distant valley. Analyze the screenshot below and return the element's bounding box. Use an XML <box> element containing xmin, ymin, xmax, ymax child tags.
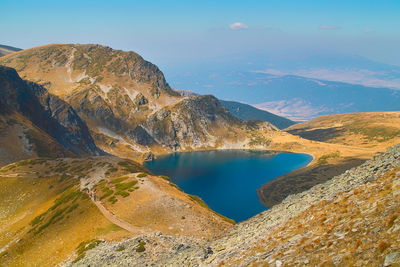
<box><xmin>165</xmin><ymin>53</ymin><xmax>400</xmax><ymax>121</ymax></box>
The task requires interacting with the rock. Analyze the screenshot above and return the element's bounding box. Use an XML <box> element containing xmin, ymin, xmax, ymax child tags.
<box><xmin>134</xmin><ymin>93</ymin><xmax>148</xmax><ymax>107</ymax></box>
<box><xmin>384</xmin><ymin>252</ymin><xmax>398</xmax><ymax>266</ymax></box>
<box><xmin>141</xmin><ymin>152</ymin><xmax>155</xmax><ymax>161</ymax></box>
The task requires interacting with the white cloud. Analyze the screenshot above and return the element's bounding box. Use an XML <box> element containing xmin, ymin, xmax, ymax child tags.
<box><xmin>319</xmin><ymin>25</ymin><xmax>341</xmax><ymax>30</ymax></box>
<box><xmin>229</xmin><ymin>22</ymin><xmax>248</xmax><ymax>30</ymax></box>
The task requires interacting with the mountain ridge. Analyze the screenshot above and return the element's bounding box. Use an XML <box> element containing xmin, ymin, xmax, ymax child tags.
<box><xmin>0</xmin><ymin>44</ymin><xmax>280</xmax><ymax>159</ymax></box>
<box><xmin>167</xmin><ymin>62</ymin><xmax>400</xmax><ymax>121</ymax></box>
<box><xmin>0</xmin><ymin>44</ymin><xmax>21</xmax><ymax>57</ymax></box>
<box><xmin>219</xmin><ymin>99</ymin><xmax>296</xmax><ymax>129</ymax></box>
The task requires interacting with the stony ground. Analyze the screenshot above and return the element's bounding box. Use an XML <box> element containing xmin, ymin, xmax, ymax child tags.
<box><xmin>66</xmin><ymin>145</ymin><xmax>400</xmax><ymax>266</ymax></box>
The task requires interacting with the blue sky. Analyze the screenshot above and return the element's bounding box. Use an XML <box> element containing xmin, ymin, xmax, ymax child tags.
<box><xmin>1</xmin><ymin>0</ymin><xmax>400</xmax><ymax>67</ymax></box>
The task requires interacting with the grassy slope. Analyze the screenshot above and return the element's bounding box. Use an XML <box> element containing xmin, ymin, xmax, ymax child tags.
<box><xmin>96</xmin><ymin>172</ymin><xmax>233</xmax><ymax>238</ymax></box>
<box><xmin>256</xmin><ymin>112</ymin><xmax>400</xmax><ymax>207</ymax></box>
<box><xmin>0</xmin><ymin>158</ymin><xmax>135</xmax><ymax>266</ymax></box>
<box><xmin>286</xmin><ymin>111</ymin><xmax>400</xmax><ymax>150</ymax></box>
<box><xmin>0</xmin><ymin>156</ymin><xmax>233</xmax><ymax>266</ymax></box>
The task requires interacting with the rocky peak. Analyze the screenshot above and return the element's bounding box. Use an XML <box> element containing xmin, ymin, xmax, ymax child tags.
<box><xmin>0</xmin><ymin>44</ymin><xmax>179</xmax><ymax>97</ymax></box>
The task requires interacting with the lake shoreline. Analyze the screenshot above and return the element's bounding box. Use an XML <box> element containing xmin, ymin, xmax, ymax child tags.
<box><xmin>145</xmin><ymin>150</ymin><xmax>312</xmax><ymax>222</ymax></box>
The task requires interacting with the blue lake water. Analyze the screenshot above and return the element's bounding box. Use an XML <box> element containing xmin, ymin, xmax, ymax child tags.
<box><xmin>144</xmin><ymin>150</ymin><xmax>312</xmax><ymax>222</ymax></box>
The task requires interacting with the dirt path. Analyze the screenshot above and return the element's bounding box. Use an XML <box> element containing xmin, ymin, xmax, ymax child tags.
<box><xmin>90</xmin><ymin>195</ymin><xmax>148</xmax><ymax>234</ymax></box>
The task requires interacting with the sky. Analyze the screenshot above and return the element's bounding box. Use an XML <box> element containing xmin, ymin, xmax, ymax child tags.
<box><xmin>1</xmin><ymin>0</ymin><xmax>400</xmax><ymax>68</ymax></box>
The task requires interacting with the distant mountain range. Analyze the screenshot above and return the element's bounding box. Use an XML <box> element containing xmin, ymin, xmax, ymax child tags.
<box><xmin>0</xmin><ymin>44</ymin><xmax>21</xmax><ymax>57</ymax></box>
<box><xmin>165</xmin><ymin>53</ymin><xmax>400</xmax><ymax>121</ymax></box>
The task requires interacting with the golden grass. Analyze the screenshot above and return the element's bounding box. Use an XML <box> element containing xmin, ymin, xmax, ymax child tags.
<box><xmin>0</xmin><ymin>158</ymin><xmax>132</xmax><ymax>266</ymax></box>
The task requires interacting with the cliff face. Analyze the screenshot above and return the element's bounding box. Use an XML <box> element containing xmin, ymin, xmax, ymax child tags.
<box><xmin>0</xmin><ymin>65</ymin><xmax>103</xmax><ymax>161</ymax></box>
<box><xmin>0</xmin><ymin>44</ymin><xmax>276</xmax><ymax>157</ymax></box>
<box><xmin>66</xmin><ymin>144</ymin><xmax>400</xmax><ymax>266</ymax></box>
<box><xmin>143</xmin><ymin>95</ymin><xmax>246</xmax><ymax>150</ymax></box>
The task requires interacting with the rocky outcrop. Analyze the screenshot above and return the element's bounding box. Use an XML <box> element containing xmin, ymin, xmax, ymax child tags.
<box><xmin>127</xmin><ymin>126</ymin><xmax>155</xmax><ymax>146</ymax></box>
<box><xmin>67</xmin><ymin>144</ymin><xmax>400</xmax><ymax>266</ymax></box>
<box><xmin>142</xmin><ymin>95</ymin><xmax>244</xmax><ymax>150</ymax></box>
<box><xmin>0</xmin><ymin>65</ymin><xmax>103</xmax><ymax>157</ymax></box>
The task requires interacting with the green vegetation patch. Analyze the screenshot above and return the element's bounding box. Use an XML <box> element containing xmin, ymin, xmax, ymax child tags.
<box><xmin>67</xmin><ymin>203</ymin><xmax>79</xmax><ymax>213</ymax></box>
<box><xmin>29</xmin><ymin>187</ymin><xmax>84</xmax><ymax>234</ymax></box>
<box><xmin>116</xmin><ymin>245</ymin><xmax>125</xmax><ymax>251</ymax></box>
<box><xmin>108</xmin><ymin>196</ymin><xmax>118</xmax><ymax>204</ymax></box>
<box><xmin>159</xmin><ymin>175</ymin><xmax>171</xmax><ymax>182</ymax></box>
<box><xmin>117</xmin><ymin>160</ymin><xmax>143</xmax><ymax>173</ymax></box>
<box><xmin>51</xmin><ymin>189</ymin><xmax>82</xmax><ymax>210</ymax></box>
<box><xmin>96</xmin><ymin>175</ymin><xmax>139</xmax><ymax>201</ymax></box>
<box><xmin>317</xmin><ymin>151</ymin><xmax>341</xmax><ymax>165</ymax></box>
<box><xmin>73</xmin><ymin>239</ymin><xmax>102</xmax><ymax>263</ymax></box>
<box><xmin>115</xmin><ymin>180</ymin><xmax>138</xmax><ymax>191</ymax></box>
<box><xmin>348</xmin><ymin>126</ymin><xmax>400</xmax><ymax>142</ymax></box>
<box><xmin>137</xmin><ymin>172</ymin><xmax>148</xmax><ymax>178</ymax></box>
<box><xmin>30</xmin><ymin>214</ymin><xmax>44</xmax><ymax>227</ymax></box>
<box><xmin>114</xmin><ymin>180</ymin><xmax>138</xmax><ymax>198</ymax></box>
<box><xmin>115</xmin><ymin>191</ymin><xmax>130</xmax><ymax>198</ymax></box>
<box><xmin>100</xmin><ymin>187</ymin><xmax>114</xmax><ymax>200</ymax></box>
<box><xmin>110</xmin><ymin>176</ymin><xmax>129</xmax><ymax>184</ymax></box>
<box><xmin>136</xmin><ymin>241</ymin><xmax>146</xmax><ymax>252</ymax></box>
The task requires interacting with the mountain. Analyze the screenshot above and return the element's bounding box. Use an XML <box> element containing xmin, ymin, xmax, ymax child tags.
<box><xmin>0</xmin><ymin>44</ymin><xmax>21</xmax><ymax>57</ymax></box>
<box><xmin>174</xmin><ymin>89</ymin><xmax>296</xmax><ymax>129</ymax></box>
<box><xmin>1</xmin><ymin>43</ymin><xmax>399</xmax><ymax>266</ymax></box>
<box><xmin>164</xmin><ymin>53</ymin><xmax>400</xmax><ymax>121</ymax></box>
<box><xmin>0</xmin><ymin>65</ymin><xmax>103</xmax><ymax>165</ymax></box>
<box><xmin>168</xmin><ymin>69</ymin><xmax>400</xmax><ymax>121</ymax></box>
<box><xmin>65</xmin><ymin>144</ymin><xmax>400</xmax><ymax>266</ymax></box>
<box><xmin>219</xmin><ymin>100</ymin><xmax>296</xmax><ymax>129</ymax></box>
<box><xmin>0</xmin><ymin>44</ymin><xmax>279</xmax><ymax>159</ymax></box>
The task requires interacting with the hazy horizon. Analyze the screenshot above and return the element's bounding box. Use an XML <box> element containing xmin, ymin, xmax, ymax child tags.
<box><xmin>1</xmin><ymin>0</ymin><xmax>399</xmax><ymax>68</ymax></box>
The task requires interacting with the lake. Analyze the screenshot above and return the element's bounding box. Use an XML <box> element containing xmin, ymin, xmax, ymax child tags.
<box><xmin>144</xmin><ymin>150</ymin><xmax>312</xmax><ymax>222</ymax></box>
